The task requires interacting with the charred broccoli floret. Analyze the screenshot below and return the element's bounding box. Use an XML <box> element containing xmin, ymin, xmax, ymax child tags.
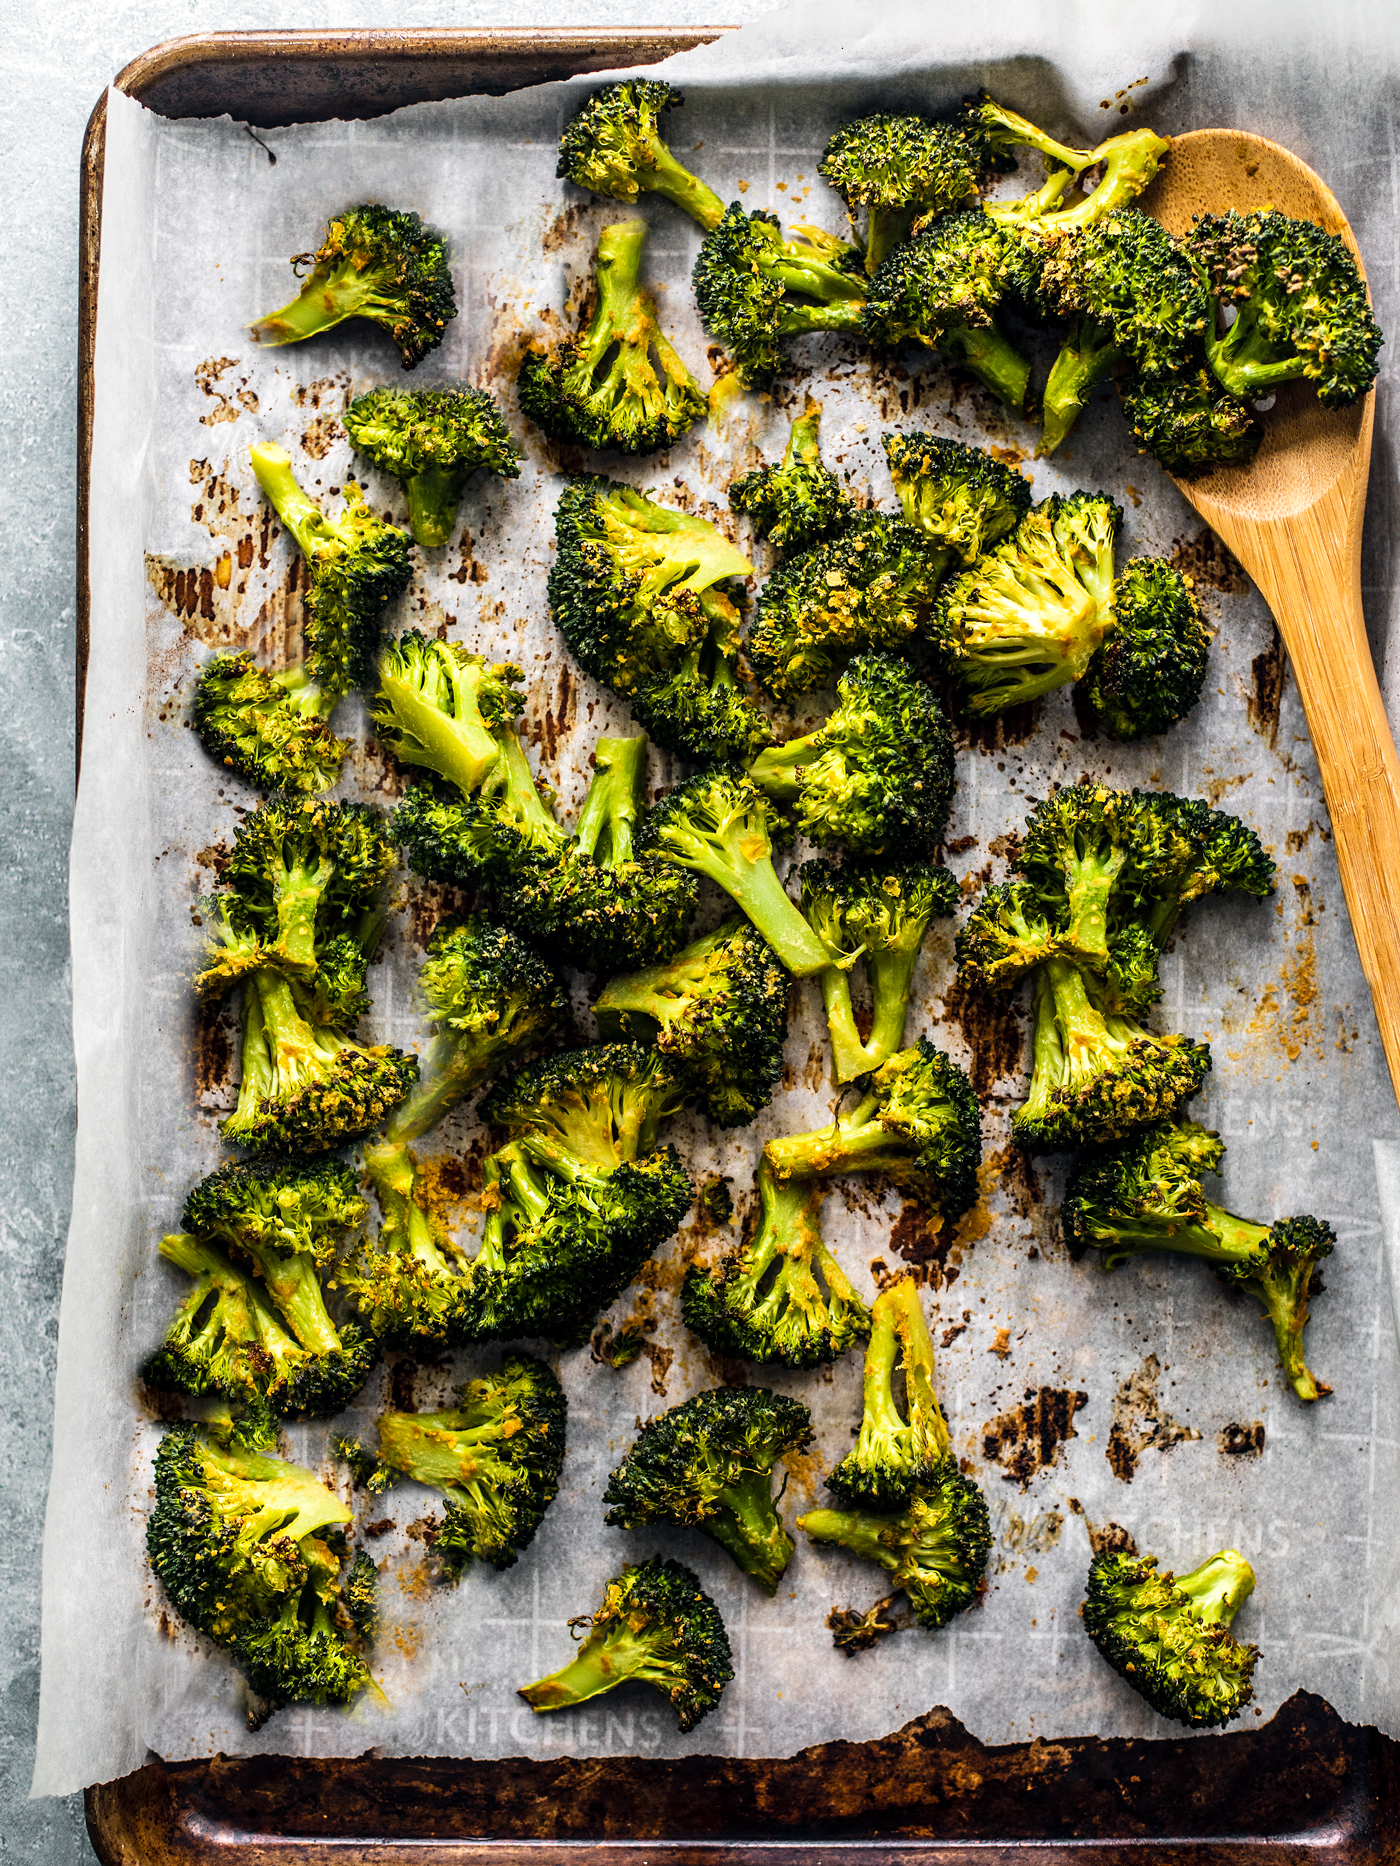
<box><xmin>193</xmin><ymin>654</ymin><xmax>347</xmax><ymax>797</ymax></box>
<box><xmin>748</xmin><ymin>655</ymin><xmax>955</xmax><ymax>857</ymax></box>
<box><xmin>803</xmin><ymin>859</ymin><xmax>959</xmax><ymax>1082</ymax></box>
<box><xmin>519</xmin><ymin>1556</ymin><xmax>733</xmax><ymax>1732</ymax></box>
<box><xmin>728</xmin><ymin>396</ymin><xmax>856</xmax><ymax>552</ymax></box>
<box><xmin>1079</xmin><ymin>559</ymin><xmax>1211</xmax><ymax>741</ymax></box>
<box><xmin>1130</xmin><ymin>790</ymin><xmax>1275</xmax><ymax>949</ymax></box>
<box><xmin>1016</xmin><ymin>782</ymin><xmax>1187</xmax><ymax>968</ymax></box>
<box><xmin>820</xmin><ymin>113</ymin><xmax>987</xmax><ymax>275</ymax></box>
<box><xmin>594</xmin><ymin>917</ymin><xmax>789</xmax><ymax>1127</ymax></box>
<box><xmin>603</xmin><ymin>1387</ymin><xmax>812</xmax><ymax>1593</ymax></box>
<box><xmin>556</xmin><ymin>81</ymin><xmax>726</xmax><ymax>230</ymax></box>
<box><xmin>250</xmin><ymin>203</ymin><xmax>455</xmax><ymax>367</ymax></box>
<box><xmin>882</xmin><ymin>430</ymin><xmax>1030</xmax><ymax>563</ymax></box>
<box><xmin>693</xmin><ymin>202</ymin><xmax>866</xmax><ymax>389</ymax></box>
<box><xmin>955</xmin><ymin>878</ymin><xmax>1069</xmax><ymax>999</ymax></box>
<box><xmin>1121</xmin><ymin>366</ymin><xmax>1263</xmax><ymax>478</ymax></box>
<box><xmin>337</xmin><ymin>1354</ymin><xmax>566</xmax><ymax>1575</ymax></box>
<box><xmin>766</xmin><ymin>1039</ymin><xmax>981</xmax><ymax>1222</ymax></box>
<box><xmin>826</xmin><ymin>1275</ymin><xmax>950</xmax><ymax>1509</ymax></box>
<box><xmin>637</xmin><ymin>770</ymin><xmax>830</xmax><ymax>977</ymax></box>
<box><xmin>1064</xmin><ymin>1120</ymin><xmax>1334</xmax><ymax>1401</ymax></box>
<box><xmin>1186</xmin><ymin>208</ymin><xmax>1382</xmax><ymax>409</ymax></box>
<box><xmin>681</xmin><ymin>1161</ymin><xmax>871</xmax><ymax>1369</ymax></box>
<box><xmin>343</xmin><ymin>385</ymin><xmax>521</xmax><ymax>547</ymax></box>
<box><xmin>1083</xmin><ymin>1546</ymin><xmax>1259</xmax><ymax>1727</ymax></box>
<box><xmin>519</xmin><ymin>218</ymin><xmax>708</xmax><ymax>455</ymax></box>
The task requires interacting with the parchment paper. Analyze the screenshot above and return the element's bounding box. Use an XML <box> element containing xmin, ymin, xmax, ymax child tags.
<box><xmin>35</xmin><ymin>1</ymin><xmax>1400</xmax><ymax>1798</ymax></box>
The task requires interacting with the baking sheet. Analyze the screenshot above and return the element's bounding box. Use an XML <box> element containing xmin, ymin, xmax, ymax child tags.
<box><xmin>35</xmin><ymin>4</ymin><xmax>1400</xmax><ymax>1799</ymax></box>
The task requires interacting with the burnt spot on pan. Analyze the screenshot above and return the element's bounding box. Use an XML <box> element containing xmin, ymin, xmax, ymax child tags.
<box><xmin>982</xmin><ymin>1386</ymin><xmax>1088</xmax><ymax>1487</ymax></box>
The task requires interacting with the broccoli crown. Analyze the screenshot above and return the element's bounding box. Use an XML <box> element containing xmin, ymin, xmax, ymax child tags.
<box><xmin>956</xmin><ymin>878</ymin><xmax>1069</xmax><ymax>998</ymax></box>
<box><xmin>1130</xmin><ymin>789</ymin><xmax>1276</xmax><ymax>944</ymax></box>
<box><xmin>357</xmin><ymin>1354</ymin><xmax>566</xmax><ymax>1575</ymax></box>
<box><xmin>682</xmin><ymin>1162</ymin><xmax>871</xmax><ymax>1369</ymax></box>
<box><xmin>628</xmin><ymin>637</ymin><xmax>774</xmax><ymax>767</ymax></box>
<box><xmin>183</xmin><ymin>1156</ymin><xmax>367</xmax><ymax>1268</ymax></box>
<box><xmin>594</xmin><ymin>917</ymin><xmax>789</xmax><ymax>1128</ymax></box>
<box><xmin>1037</xmin><ymin>212</ymin><xmax>1209</xmax><ymax>375</ymax></box>
<box><xmin>193</xmin><ymin>653</ymin><xmax>346</xmax><ymax>796</ymax></box>
<box><xmin>556</xmin><ymin>81</ymin><xmax>726</xmax><ymax>231</ymax></box>
<box><xmin>231</xmin><ymin>1594</ymin><xmax>374</xmax><ymax>1726</ymax></box>
<box><xmin>1121</xmin><ymin>366</ymin><xmax>1263</xmax><ymax>479</ymax></box>
<box><xmin>882</xmin><ymin>431</ymin><xmax>1031</xmax><ymax>564</ymax></box>
<box><xmin>1013</xmin><ymin>957</ymin><xmax>1211</xmax><ymax>1152</ymax></box>
<box><xmin>1083</xmin><ymin>1548</ymin><xmax>1259</xmax><ymax>1727</ymax></box>
<box><xmin>251</xmin><ymin>203</ymin><xmax>456</xmax><ymax>368</ymax></box>
<box><xmin>518</xmin><ymin>1555</ymin><xmax>734</xmax><ymax>1732</ymax></box>
<box><xmin>748</xmin><ymin>511</ymin><xmax>948</xmax><ymax>702</ymax></box>
<box><xmin>799</xmin><ymin>1458</ymin><xmax>992</xmax><ymax>1632</ymax></box>
<box><xmin>389</xmin><ymin>783</ymin><xmax>545</xmax><ymax>893</ymax></box>
<box><xmin>548</xmin><ymin>476</ymin><xmax>753</xmax><ymax>697</ymax></box>
<box><xmin>298</xmin><ymin>931</ymin><xmax>373</xmax><ymax>1031</ymax></box>
<box><xmin>221</xmin><ymin>794</ymin><xmax>396</xmax><ymax>975</ymax></box>
<box><xmin>480</xmin><ymin>1040</ymin><xmax>688</xmax><ymax>1171</ymax></box>
<box><xmin>1080</xmin><ymin>559</ymin><xmax>1211</xmax><ymax>742</ymax></box>
<box><xmin>765</xmin><ymin>1038</ymin><xmax>982</xmax><ymax>1222</ymax></box>
<box><xmin>373</xmin><ymin>632</ymin><xmax>522</xmax><ymax>795</ymax></box>
<box><xmin>729</xmin><ymin>395</ymin><xmax>856</xmax><ymax>552</ymax></box>
<box><xmin>827</xmin><ymin>1275</ymin><xmax>951</xmax><ymax>1510</ymax></box>
<box><xmin>748</xmin><ymin>653</ymin><xmax>956</xmax><ymax>856</ymax></box>
<box><xmin>1186</xmin><ymin>208</ymin><xmax>1383</xmax><ymax>409</ymax></box>
<box><xmin>693</xmin><ymin>203</ymin><xmax>866</xmax><ymax>389</ymax></box>
<box><xmin>603</xmin><ymin>1386</ymin><xmax>812</xmax><ymax>1593</ymax></box>
<box><xmin>820</xmin><ymin>114</ymin><xmax>986</xmax><ymax>275</ymax></box>
<box><xmin>518</xmin><ymin>217</ymin><xmax>707</xmax><ymax>455</ymax></box>
<box><xmin>1016</xmin><ymin>782</ymin><xmax>1186</xmax><ymax>966</ymax></box>
<box><xmin>344</xmin><ymin>386</ymin><xmax>521</xmax><ymax>548</ymax></box>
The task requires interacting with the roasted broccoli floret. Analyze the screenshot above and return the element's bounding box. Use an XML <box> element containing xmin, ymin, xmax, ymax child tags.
<box><xmin>1079</xmin><ymin>559</ymin><xmax>1211</xmax><ymax>741</ymax></box>
<box><xmin>765</xmin><ymin>1039</ymin><xmax>982</xmax><ymax>1222</ymax></box>
<box><xmin>519</xmin><ymin>218</ymin><xmax>708</xmax><ymax>455</ymax></box>
<box><xmin>862</xmin><ymin>210</ymin><xmax>1031</xmax><ymax>409</ymax></box>
<box><xmin>1016</xmin><ymin>782</ymin><xmax>1186</xmax><ymax>968</ymax></box>
<box><xmin>930</xmin><ymin>494</ymin><xmax>1122</xmax><ymax>716</ymax></box>
<box><xmin>803</xmin><ymin>859</ymin><xmax>959</xmax><ymax>1082</ymax></box>
<box><xmin>1064</xmin><ymin>1120</ymin><xmax>1334</xmax><ymax>1401</ymax></box>
<box><xmin>799</xmin><ymin>1466</ymin><xmax>991</xmax><ymax>1632</ymax></box>
<box><xmin>882</xmin><ymin>430</ymin><xmax>1031</xmax><ymax>563</ymax></box>
<box><xmin>1083</xmin><ymin>1546</ymin><xmax>1259</xmax><ymax>1727</ymax></box>
<box><xmin>826</xmin><ymin>1276</ymin><xmax>950</xmax><ymax>1510</ymax></box>
<box><xmin>728</xmin><ymin>396</ymin><xmax>856</xmax><ymax>552</ymax></box>
<box><xmin>747</xmin><ymin>511</ymin><xmax>947</xmax><ymax>702</ymax></box>
<box><xmin>1130</xmin><ymin>791</ymin><xmax>1275</xmax><ymax>948</ymax></box>
<box><xmin>681</xmin><ymin>1162</ymin><xmax>870</xmax><ymax>1369</ymax></box>
<box><xmin>1186</xmin><ymin>208</ymin><xmax>1382</xmax><ymax>409</ymax></box>
<box><xmin>748</xmin><ymin>655</ymin><xmax>956</xmax><ymax>857</ymax></box>
<box><xmin>637</xmin><ymin>770</ymin><xmax>831</xmax><ymax>977</ymax></box>
<box><xmin>193</xmin><ymin>654</ymin><xmax>348</xmax><ymax>797</ymax></box>
<box><xmin>693</xmin><ymin>202</ymin><xmax>866</xmax><ymax>389</ymax></box>
<box><xmin>975</xmin><ymin>106</ymin><xmax>1170</xmax><ymax>243</ymax></box>
<box><xmin>343</xmin><ymin>386</ymin><xmax>521</xmax><ymax>547</ymax></box>
<box><xmin>147</xmin><ymin>1425</ymin><xmax>374</xmax><ymax>1723</ymax></box>
<box><xmin>520</xmin><ymin>1556</ymin><xmax>733</xmax><ymax>1730</ymax></box>
<box><xmin>603</xmin><ymin>1387</ymin><xmax>812</xmax><ymax>1593</ymax></box>
<box><xmin>373</xmin><ymin>631</ymin><xmax>525</xmax><ymax>797</ymax></box>
<box><xmin>557</xmin><ymin>81</ymin><xmax>726</xmax><ymax>230</ymax></box>
<box><xmin>820</xmin><ymin>113</ymin><xmax>987</xmax><ymax>275</ymax></box>
<box><xmin>250</xmin><ymin>441</ymin><xmax>413</xmax><ymax>695</ymax></box>
<box><xmin>250</xmin><ymin>203</ymin><xmax>455</xmax><ymax>367</ymax></box>
<box><xmin>594</xmin><ymin>917</ymin><xmax>789</xmax><ymax>1127</ymax></box>
<box><xmin>955</xmin><ymin>878</ymin><xmax>1068</xmax><ymax>999</ymax></box>
<box><xmin>337</xmin><ymin>1354</ymin><xmax>566</xmax><ymax>1575</ymax></box>
<box><xmin>1121</xmin><ymin>365</ymin><xmax>1263</xmax><ymax>478</ymax></box>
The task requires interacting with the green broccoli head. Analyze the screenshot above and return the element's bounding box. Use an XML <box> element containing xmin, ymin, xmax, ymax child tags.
<box><xmin>766</xmin><ymin>1038</ymin><xmax>982</xmax><ymax>1222</ymax></box>
<box><xmin>827</xmin><ymin>1275</ymin><xmax>951</xmax><ymax>1509</ymax></box>
<box><xmin>221</xmin><ymin>794</ymin><xmax>396</xmax><ymax>976</ymax></box>
<box><xmin>1016</xmin><ymin>781</ymin><xmax>1187</xmax><ymax>966</ymax></box>
<box><xmin>729</xmin><ymin>395</ymin><xmax>856</xmax><ymax>552</ymax></box>
<box><xmin>1187</xmin><ymin>208</ymin><xmax>1382</xmax><ymax>409</ymax></box>
<box><xmin>1121</xmin><ymin>365</ymin><xmax>1263</xmax><ymax>478</ymax></box>
<box><xmin>344</xmin><ymin>386</ymin><xmax>521</xmax><ymax>547</ymax></box>
<box><xmin>373</xmin><ymin>632</ymin><xmax>523</xmax><ymax>795</ymax></box>
<box><xmin>183</xmin><ymin>1155</ymin><xmax>366</xmax><ymax>1270</ymax></box>
<box><xmin>820</xmin><ymin>113</ymin><xmax>987</xmax><ymax>274</ymax></box>
<box><xmin>519</xmin><ymin>217</ymin><xmax>708</xmax><ymax>456</ymax></box>
<box><xmin>603</xmin><ymin>1386</ymin><xmax>812</xmax><ymax>1593</ymax></box>
<box><xmin>232</xmin><ymin>1586</ymin><xmax>375</xmax><ymax>1727</ymax></box>
<box><xmin>882</xmin><ymin>430</ymin><xmax>1031</xmax><ymax>564</ymax></box>
<box><xmin>594</xmin><ymin>917</ymin><xmax>789</xmax><ymax>1128</ymax></box>
<box><xmin>1084</xmin><ymin>1547</ymin><xmax>1258</xmax><ymax>1727</ymax></box>
<box><xmin>556</xmin><ymin>81</ymin><xmax>726</xmax><ymax>230</ymax></box>
<box><xmin>1130</xmin><ymin>789</ymin><xmax>1276</xmax><ymax>946</ymax></box>
<box><xmin>250</xmin><ymin>203</ymin><xmax>456</xmax><ymax>367</ymax></box>
<box><xmin>749</xmin><ymin>654</ymin><xmax>956</xmax><ymax>857</ymax></box>
<box><xmin>193</xmin><ymin>653</ymin><xmax>347</xmax><ymax>796</ymax></box>
<box><xmin>956</xmin><ymin>878</ymin><xmax>1069</xmax><ymax>999</ymax></box>
<box><xmin>693</xmin><ymin>202</ymin><xmax>866</xmax><ymax>389</ymax></box>
<box><xmin>1079</xmin><ymin>559</ymin><xmax>1211</xmax><ymax>741</ymax></box>
<box><xmin>519</xmin><ymin>1556</ymin><xmax>733</xmax><ymax>1732</ymax></box>
<box><xmin>748</xmin><ymin>510</ymin><xmax>948</xmax><ymax>702</ymax></box>
<box><xmin>681</xmin><ymin>1161</ymin><xmax>871</xmax><ymax>1369</ymax></box>
<box><xmin>250</xmin><ymin>443</ymin><xmax>413</xmax><ymax>695</ymax></box>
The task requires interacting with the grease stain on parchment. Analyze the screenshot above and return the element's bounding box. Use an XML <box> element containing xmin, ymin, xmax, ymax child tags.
<box><xmin>1105</xmin><ymin>1354</ymin><xmax>1200</xmax><ymax>1483</ymax></box>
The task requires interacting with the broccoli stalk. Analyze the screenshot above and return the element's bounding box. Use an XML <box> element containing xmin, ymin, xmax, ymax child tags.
<box><xmin>978</xmin><ymin>112</ymin><xmax>1171</xmax><ymax>236</ymax></box>
<box><xmin>519</xmin><ymin>1557</ymin><xmax>733</xmax><ymax>1731</ymax></box>
<box><xmin>602</xmin><ymin>1387</ymin><xmax>812</xmax><ymax>1593</ymax></box>
<box><xmin>798</xmin><ymin>1471</ymin><xmax>992</xmax><ymax>1633</ymax></box>
<box><xmin>680</xmin><ymin>1161</ymin><xmax>871</xmax><ymax>1369</ymax></box>
<box><xmin>828</xmin><ymin>1276</ymin><xmax>949</xmax><ymax>1509</ymax></box>
<box><xmin>250</xmin><ymin>204</ymin><xmax>456</xmax><ymax>367</ymax></box>
<box><xmin>344</xmin><ymin>386</ymin><xmax>521</xmax><ymax>548</ymax></box>
<box><xmin>373</xmin><ymin>632</ymin><xmax>519</xmax><ymax>796</ymax></box>
<box><xmin>556</xmin><ymin>82</ymin><xmax>726</xmax><ymax>230</ymax></box>
<box><xmin>1083</xmin><ymin>1547</ymin><xmax>1259</xmax><ymax>1727</ymax></box>
<box><xmin>728</xmin><ymin>396</ymin><xmax>855</xmax><ymax>552</ymax></box>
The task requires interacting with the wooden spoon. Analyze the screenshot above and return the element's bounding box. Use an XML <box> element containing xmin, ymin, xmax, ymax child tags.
<box><xmin>1141</xmin><ymin>132</ymin><xmax>1398</xmax><ymax>1102</ymax></box>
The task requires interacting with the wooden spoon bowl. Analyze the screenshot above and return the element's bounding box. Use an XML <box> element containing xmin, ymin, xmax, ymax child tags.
<box><xmin>1141</xmin><ymin>132</ymin><xmax>1399</xmax><ymax>1102</ymax></box>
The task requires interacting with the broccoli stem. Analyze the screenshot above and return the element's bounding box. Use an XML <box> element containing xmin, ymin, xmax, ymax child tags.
<box><xmin>363</xmin><ymin>1137</ymin><xmax>467</xmax><ymax>1277</ymax></box>
<box><xmin>265</xmin><ymin>849</ymin><xmax>334</xmax><ymax>974</ymax></box>
<box><xmin>1205</xmin><ymin>297</ymin><xmax>1308</xmax><ymax>401</ymax></box>
<box><xmin>662</xmin><ymin>825</ymin><xmax>829</xmax><ymax>977</ymax></box>
<box><xmin>777</xmin><ymin>299</ymin><xmax>869</xmax><ymax>339</ymax></box>
<box><xmin>785</xmin><ymin>396</ymin><xmax>825</xmax><ymax>469</ymax></box>
<box><xmin>704</xmin><ymin>1470</ymin><xmax>794</xmax><ymax>1596</ymax></box>
<box><xmin>819</xmin><ymin>962</ymin><xmax>874</xmax><ymax>1084</ymax></box>
<box><xmin>383</xmin><ymin>1031</ymin><xmax>491</xmax><ymax>1142</ymax></box>
<box><xmin>883</xmin><ymin>1274</ymin><xmax>949</xmax><ymax>1458</ymax></box>
<box><xmin>251</xmin><ymin>256</ymin><xmax>399</xmax><ymax>349</ymax></box>
<box><xmin>866</xmin><ymin>943</ymin><xmax>922</xmax><ymax>1072</ymax></box>
<box><xmin>405</xmin><ymin>464</ymin><xmax>470</xmax><ymax>550</ymax></box>
<box><xmin>1174</xmin><ymin>1550</ymin><xmax>1256</xmax><ymax>1627</ymax></box>
<box><xmin>231</xmin><ymin>982</ymin><xmax>276</xmax><ymax>1125</ymax></box>
<box><xmin>638</xmin><ymin>146</ymin><xmax>727</xmax><ymax>232</ymax></box>
<box><xmin>938</xmin><ymin>325</ymin><xmax>1031</xmax><ymax>410</ymax></box>
<box><xmin>1040</xmin><ymin>316</ymin><xmax>1122</xmax><ymax>455</ymax></box>
<box><xmin>483</xmin><ymin>730</ymin><xmax>568</xmax><ymax>856</ymax></box>
<box><xmin>1040</xmin><ymin>955</ymin><xmax>1126</xmax><ymax>1089</ymax></box>
<box><xmin>236</xmin><ymin>1241</ymin><xmax>342</xmax><ymax>1356</ymax></box>
<box><xmin>518</xmin><ymin>1625</ymin><xmax>679</xmax><ymax>1713</ymax></box>
<box><xmin>379</xmin><ymin>649</ymin><xmax>503</xmax><ymax>796</ymax></box>
<box><xmin>573</xmin><ymin>734</ymin><xmax>648</xmax><ymax>866</ymax></box>
<box><xmin>798</xmin><ymin>1505</ymin><xmax>898</xmax><ymax>1568</ymax></box>
<box><xmin>1206</xmin><ymin>1207</ymin><xmax>1326</xmax><ymax>1403</ymax></box>
<box><xmin>753</xmin><ymin>1166</ymin><xmax>860</xmax><ymax>1322</ymax></box>
<box><xmin>251</xmin><ymin>443</ymin><xmax>338</xmax><ymax>564</ymax></box>
<box><xmin>764</xmin><ymin>1089</ymin><xmax>898</xmax><ymax>1180</ymax></box>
